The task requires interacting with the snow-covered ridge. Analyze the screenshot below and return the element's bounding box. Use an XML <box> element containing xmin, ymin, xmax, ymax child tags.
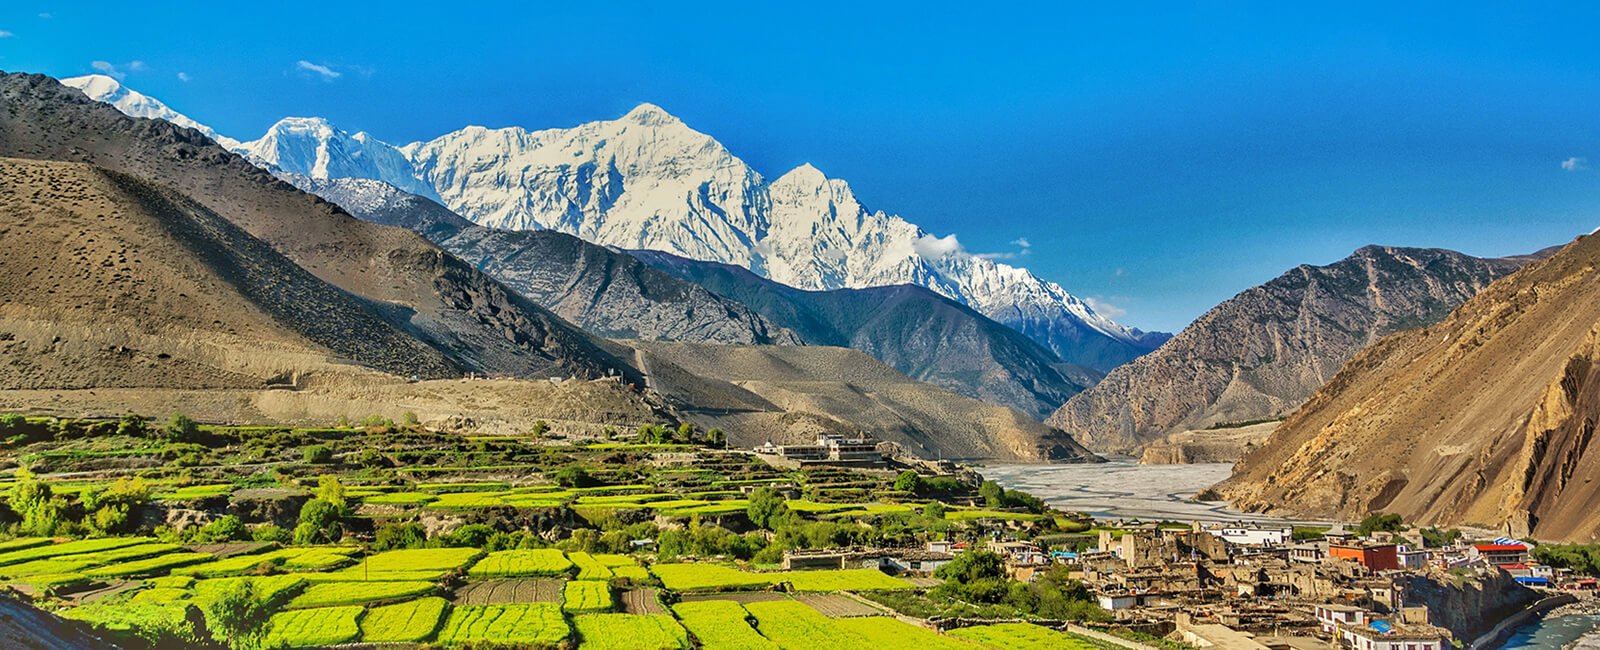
<box><xmin>63</xmin><ymin>76</ymin><xmax>1163</xmax><ymax>364</ymax></box>
<box><xmin>62</xmin><ymin>75</ymin><xmax>239</xmax><ymax>148</ymax></box>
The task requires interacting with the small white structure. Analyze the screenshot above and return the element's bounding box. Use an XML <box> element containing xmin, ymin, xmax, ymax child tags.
<box><xmin>1205</xmin><ymin>523</ymin><xmax>1295</xmax><ymax>547</ymax></box>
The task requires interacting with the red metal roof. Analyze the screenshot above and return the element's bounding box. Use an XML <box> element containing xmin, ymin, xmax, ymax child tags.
<box><xmin>1497</xmin><ymin>563</ymin><xmax>1529</xmax><ymax>570</ymax></box>
<box><xmin>1475</xmin><ymin>544</ymin><xmax>1527</xmax><ymax>552</ymax></box>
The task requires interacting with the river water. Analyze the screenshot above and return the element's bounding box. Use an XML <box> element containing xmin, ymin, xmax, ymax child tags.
<box><xmin>1501</xmin><ymin>614</ymin><xmax>1600</xmax><ymax>649</ymax></box>
<box><xmin>979</xmin><ymin>460</ymin><xmax>1327</xmax><ymax>525</ymax></box>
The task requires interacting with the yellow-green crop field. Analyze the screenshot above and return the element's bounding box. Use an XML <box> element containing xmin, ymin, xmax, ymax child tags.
<box><xmin>672</xmin><ymin>600</ymin><xmax>778</xmax><ymax>650</ymax></box>
<box><xmin>287</xmin><ymin>580</ymin><xmax>436</xmax><ymax>608</ymax></box>
<box><xmin>770</xmin><ymin>568</ymin><xmax>917</xmax><ymax>591</ymax></box>
<box><xmin>561</xmin><ymin>579</ymin><xmax>613</xmax><ymax>612</ymax></box>
<box><xmin>436</xmin><ymin>603</ymin><xmax>569</xmax><ymax>646</ymax></box>
<box><xmin>570</xmin><ymin>552</ymin><xmax>614</xmax><ymax>580</ymax></box>
<box><xmin>573</xmin><ymin>613</ymin><xmax>690</xmax><ymax>650</ymax></box>
<box><xmin>649</xmin><ymin>563</ymin><xmax>773</xmax><ymax>591</ymax></box>
<box><xmin>946</xmin><ymin>622</ymin><xmax>1101</xmax><ymax>649</ymax></box>
<box><xmin>359</xmin><ymin>596</ymin><xmax>449</xmax><ymax>643</ymax></box>
<box><xmin>467</xmin><ymin>548</ymin><xmax>573</xmax><ymax>578</ymax></box>
<box><xmin>263</xmin><ymin>606</ymin><xmax>364</xmax><ymax>648</ymax></box>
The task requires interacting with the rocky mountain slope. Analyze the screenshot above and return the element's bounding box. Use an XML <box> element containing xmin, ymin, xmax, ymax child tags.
<box><xmin>63</xmin><ymin>74</ymin><xmax>1167</xmax><ymax>370</ymax></box>
<box><xmin>0</xmin><ymin>157</ymin><xmax>456</xmax><ymax>388</ymax></box>
<box><xmin>1218</xmin><ymin>233</ymin><xmax>1600</xmax><ymax>541</ymax></box>
<box><xmin>633</xmin><ymin>250</ymin><xmax>1098</xmax><ymax>420</ymax></box>
<box><xmin>633</xmin><ymin>342</ymin><xmax>1102</xmax><ymax>462</ymax></box>
<box><xmin>290</xmin><ymin>176</ymin><xmax>801</xmax><ymax>346</ymax></box>
<box><xmin>1049</xmin><ymin>245</ymin><xmax>1529</xmax><ymax>454</ymax></box>
<box><xmin>1</xmin><ymin>72</ymin><xmax>638</xmax><ymax>384</ymax></box>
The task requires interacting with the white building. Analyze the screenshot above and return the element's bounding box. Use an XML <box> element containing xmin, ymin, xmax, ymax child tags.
<box><xmin>1205</xmin><ymin>523</ymin><xmax>1295</xmax><ymax>547</ymax></box>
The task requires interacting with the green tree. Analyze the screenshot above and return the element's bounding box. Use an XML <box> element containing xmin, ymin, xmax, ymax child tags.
<box><xmin>978</xmin><ymin>480</ymin><xmax>1004</xmax><ymax>508</ymax></box>
<box><xmin>747</xmin><ymin>487</ymin><xmax>789</xmax><ymax>530</ymax></box>
<box><xmin>1355</xmin><ymin>512</ymin><xmax>1405</xmax><ymax>536</ymax></box>
<box><xmin>8</xmin><ymin>468</ymin><xmax>64</xmax><ymax>536</ymax></box>
<box><xmin>554</xmin><ymin>466</ymin><xmax>597</xmax><ymax>488</ymax></box>
<box><xmin>196</xmin><ymin>515</ymin><xmax>248</xmax><ymax>543</ymax></box>
<box><xmin>922</xmin><ymin>502</ymin><xmax>947</xmax><ymax>520</ymax></box>
<box><xmin>162</xmin><ymin>413</ymin><xmax>201</xmax><ymax>443</ymax></box>
<box><xmin>374</xmin><ymin>522</ymin><xmax>427</xmax><ymax>550</ymax></box>
<box><xmin>116</xmin><ymin>413</ymin><xmax>147</xmax><ymax>437</ymax></box>
<box><xmin>401</xmin><ymin>411</ymin><xmax>420</xmax><ymax>428</ymax></box>
<box><xmin>303</xmin><ymin>444</ymin><xmax>333</xmax><ymax>464</ymax></box>
<box><xmin>530</xmin><ymin>420</ymin><xmax>551</xmax><ymax>437</ymax></box>
<box><xmin>676</xmin><ymin>422</ymin><xmax>694</xmax><ymax>443</ymax></box>
<box><xmin>894</xmin><ymin>471</ymin><xmax>923</xmax><ymax>493</ymax></box>
<box><xmin>294</xmin><ymin>498</ymin><xmax>347</xmax><ymax>544</ymax></box>
<box><xmin>201</xmin><ymin>578</ymin><xmax>271</xmax><ymax>649</ymax></box>
<box><xmin>706</xmin><ymin>428</ymin><xmax>726</xmax><ymax>448</ymax></box>
<box><xmin>315</xmin><ymin>475</ymin><xmax>346</xmax><ymax>507</ymax></box>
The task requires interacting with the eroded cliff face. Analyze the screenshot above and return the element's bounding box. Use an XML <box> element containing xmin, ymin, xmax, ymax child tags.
<box><xmin>1219</xmin><ymin>234</ymin><xmax>1600</xmax><ymax>542</ymax></box>
<box><xmin>1399</xmin><ymin>566</ymin><xmax>1538</xmax><ymax>641</ymax></box>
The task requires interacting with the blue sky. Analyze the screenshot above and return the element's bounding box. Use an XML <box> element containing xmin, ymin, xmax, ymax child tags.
<box><xmin>2</xmin><ymin>1</ymin><xmax>1598</xmax><ymax>332</ymax></box>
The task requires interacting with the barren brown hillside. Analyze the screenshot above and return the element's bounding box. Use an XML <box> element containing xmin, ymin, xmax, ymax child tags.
<box><xmin>1219</xmin><ymin>233</ymin><xmax>1600</xmax><ymax>542</ymax></box>
<box><xmin>633</xmin><ymin>342</ymin><xmax>1102</xmax><ymax>462</ymax></box>
<box><xmin>0</xmin><ymin>157</ymin><xmax>455</xmax><ymax>389</ymax></box>
<box><xmin>0</xmin><ymin>71</ymin><xmax>634</xmax><ymax>382</ymax></box>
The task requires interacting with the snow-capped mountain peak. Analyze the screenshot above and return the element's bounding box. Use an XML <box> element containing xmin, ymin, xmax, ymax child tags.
<box><xmin>71</xmin><ymin>78</ymin><xmax>1168</xmax><ymax>369</ymax></box>
<box><xmin>61</xmin><ymin>74</ymin><xmax>239</xmax><ymax>148</ymax></box>
<box><xmin>621</xmin><ymin>102</ymin><xmax>679</xmax><ymax>126</ymax></box>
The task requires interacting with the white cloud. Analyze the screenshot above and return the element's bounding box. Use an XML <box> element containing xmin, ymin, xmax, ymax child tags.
<box><xmin>1085</xmin><ymin>297</ymin><xmax>1128</xmax><ymax>319</ymax></box>
<box><xmin>0</xmin><ymin>30</ymin><xmax>13</xmax><ymax>38</ymax></box>
<box><xmin>176</xmin><ymin>71</ymin><xmax>190</xmax><ymax>82</ymax></box>
<box><xmin>90</xmin><ymin>60</ymin><xmax>146</xmax><ymax>80</ymax></box>
<box><xmin>38</xmin><ymin>12</ymin><xmax>51</xmax><ymax>19</ymax></box>
<box><xmin>912</xmin><ymin>233</ymin><xmax>964</xmax><ymax>259</ymax></box>
<box><xmin>974</xmin><ymin>237</ymin><xmax>1033</xmax><ymax>261</ymax></box>
<box><xmin>296</xmin><ymin>60</ymin><xmax>341</xmax><ymax>81</ymax></box>
<box><xmin>1561</xmin><ymin>157</ymin><xmax>1589</xmax><ymax>172</ymax></box>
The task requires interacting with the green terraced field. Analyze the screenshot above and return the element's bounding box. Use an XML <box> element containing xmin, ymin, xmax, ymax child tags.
<box><xmin>360</xmin><ymin>596</ymin><xmax>450</xmax><ymax>643</ymax></box>
<box><xmin>570</xmin><ymin>552</ymin><xmax>614</xmax><ymax>580</ymax></box>
<box><xmin>946</xmin><ymin>622</ymin><xmax>1099</xmax><ymax>649</ymax></box>
<box><xmin>262</xmin><ymin>606</ymin><xmax>363</xmax><ymax>648</ymax></box>
<box><xmin>672</xmin><ymin>600</ymin><xmax>777</xmax><ymax>650</ymax></box>
<box><xmin>562</xmin><ymin>579</ymin><xmax>613</xmax><ymax>613</ymax></box>
<box><xmin>467</xmin><ymin>549</ymin><xmax>573</xmax><ymax>578</ymax></box>
<box><xmin>436</xmin><ymin>603</ymin><xmax>569</xmax><ymax>646</ymax></box>
<box><xmin>572</xmin><ymin>613</ymin><xmax>690</xmax><ymax>650</ymax></box>
<box><xmin>286</xmin><ymin>580</ymin><xmax>436</xmax><ymax>608</ymax></box>
<box><xmin>770</xmin><ymin>569</ymin><xmax>917</xmax><ymax>592</ymax></box>
<box><xmin>334</xmin><ymin>547</ymin><xmax>482</xmax><ymax>581</ymax></box>
<box><xmin>649</xmin><ymin>563</ymin><xmax>772</xmax><ymax>592</ymax></box>
<box><xmin>83</xmin><ymin>551</ymin><xmax>213</xmax><ymax>578</ymax></box>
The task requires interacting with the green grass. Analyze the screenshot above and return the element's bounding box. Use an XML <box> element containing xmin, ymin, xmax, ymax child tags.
<box><xmin>672</xmin><ymin>601</ymin><xmax>777</xmax><ymax>650</ymax></box>
<box><xmin>570</xmin><ymin>552</ymin><xmax>614</xmax><ymax>580</ymax></box>
<box><xmin>130</xmin><ymin>587</ymin><xmax>190</xmax><ymax>604</ymax></box>
<box><xmin>62</xmin><ymin>601</ymin><xmax>202</xmax><ymax>647</ymax></box>
<box><xmin>467</xmin><ymin>549</ymin><xmax>572</xmax><ymax>578</ymax></box>
<box><xmin>562</xmin><ymin>580</ymin><xmax>613</xmax><ymax>613</ymax></box>
<box><xmin>333</xmin><ymin>547</ymin><xmax>482</xmax><ymax>581</ymax></box>
<box><xmin>287</xmin><ymin>580</ymin><xmax>436</xmax><ymax>608</ymax></box>
<box><xmin>360</xmin><ymin>596</ymin><xmax>450</xmax><ymax>643</ymax></box>
<box><xmin>833</xmin><ymin>617</ymin><xmax>978</xmax><ymax>649</ymax></box>
<box><xmin>572</xmin><ymin>613</ymin><xmax>689</xmax><ymax>650</ymax></box>
<box><xmin>769</xmin><ymin>569</ymin><xmax>916</xmax><ymax>592</ymax></box>
<box><xmin>944</xmin><ymin>509</ymin><xmax>1047</xmax><ymax>521</ymax></box>
<box><xmin>153</xmin><ymin>484</ymin><xmax>235</xmax><ymax>501</ymax></box>
<box><xmin>173</xmin><ymin>546</ymin><xmax>357</xmax><ymax>577</ymax></box>
<box><xmin>947</xmin><ymin>623</ymin><xmax>1098</xmax><ymax>649</ymax></box>
<box><xmin>0</xmin><ymin>536</ymin><xmax>153</xmax><ymax>566</ymax></box>
<box><xmin>612</xmin><ymin>565</ymin><xmax>653</xmax><ymax>582</ymax></box>
<box><xmin>262</xmin><ymin>606</ymin><xmax>364</xmax><ymax>648</ymax></box>
<box><xmin>0</xmin><ymin>537</ymin><xmax>51</xmax><ymax>554</ymax></box>
<box><xmin>436</xmin><ymin>603</ymin><xmax>569</xmax><ymax>646</ymax></box>
<box><xmin>649</xmin><ymin>563</ymin><xmax>772</xmax><ymax>592</ymax></box>
<box><xmin>743</xmin><ymin>600</ymin><xmax>861</xmax><ymax>650</ymax></box>
<box><xmin>84</xmin><ymin>551</ymin><xmax>213</xmax><ymax>578</ymax></box>
<box><xmin>361</xmin><ymin>491</ymin><xmax>438</xmax><ymax>506</ymax></box>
